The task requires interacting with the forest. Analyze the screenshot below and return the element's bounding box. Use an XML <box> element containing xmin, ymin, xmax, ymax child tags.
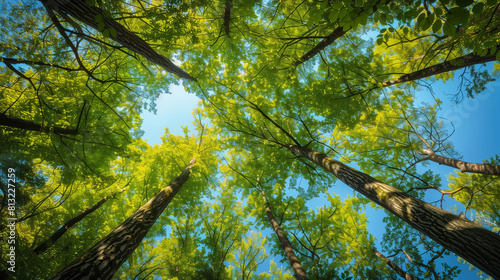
<box><xmin>0</xmin><ymin>0</ymin><xmax>499</xmax><ymax>279</ymax></box>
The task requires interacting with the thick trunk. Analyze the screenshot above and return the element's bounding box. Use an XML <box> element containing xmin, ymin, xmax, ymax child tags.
<box><xmin>287</xmin><ymin>144</ymin><xmax>500</xmax><ymax>279</ymax></box>
<box><xmin>40</xmin><ymin>0</ymin><xmax>195</xmax><ymax>81</ymax></box>
<box><xmin>0</xmin><ymin>113</ymin><xmax>78</xmax><ymax>135</ymax></box>
<box><xmin>50</xmin><ymin>159</ymin><xmax>196</xmax><ymax>280</ymax></box>
<box><xmin>263</xmin><ymin>195</ymin><xmax>308</xmax><ymax>280</ymax></box>
<box><xmin>381</xmin><ymin>51</ymin><xmax>497</xmax><ymax>87</ymax></box>
<box><xmin>373</xmin><ymin>249</ymin><xmax>419</xmax><ymax>280</ymax></box>
<box><xmin>422</xmin><ymin>149</ymin><xmax>500</xmax><ymax>176</ymax></box>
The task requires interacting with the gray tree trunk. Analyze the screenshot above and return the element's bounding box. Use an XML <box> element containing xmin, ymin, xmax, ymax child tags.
<box><xmin>287</xmin><ymin>144</ymin><xmax>500</xmax><ymax>279</ymax></box>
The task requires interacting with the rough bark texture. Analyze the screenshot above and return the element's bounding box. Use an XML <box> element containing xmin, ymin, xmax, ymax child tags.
<box><xmin>34</xmin><ymin>191</ymin><xmax>121</xmax><ymax>254</ymax></box>
<box><xmin>287</xmin><ymin>144</ymin><xmax>500</xmax><ymax>279</ymax></box>
<box><xmin>0</xmin><ymin>113</ymin><xmax>78</xmax><ymax>135</ymax></box>
<box><xmin>40</xmin><ymin>0</ymin><xmax>195</xmax><ymax>81</ymax></box>
<box><xmin>263</xmin><ymin>195</ymin><xmax>308</xmax><ymax>280</ymax></box>
<box><xmin>373</xmin><ymin>249</ymin><xmax>419</xmax><ymax>280</ymax></box>
<box><xmin>422</xmin><ymin>149</ymin><xmax>500</xmax><ymax>176</ymax></box>
<box><xmin>50</xmin><ymin>159</ymin><xmax>196</xmax><ymax>280</ymax></box>
<box><xmin>381</xmin><ymin>51</ymin><xmax>497</xmax><ymax>87</ymax></box>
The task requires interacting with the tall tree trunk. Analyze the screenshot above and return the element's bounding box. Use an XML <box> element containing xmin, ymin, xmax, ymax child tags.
<box><xmin>50</xmin><ymin>159</ymin><xmax>196</xmax><ymax>280</ymax></box>
<box><xmin>223</xmin><ymin>0</ymin><xmax>233</xmax><ymax>38</ymax></box>
<box><xmin>381</xmin><ymin>50</ymin><xmax>498</xmax><ymax>87</ymax></box>
<box><xmin>422</xmin><ymin>149</ymin><xmax>500</xmax><ymax>176</ymax></box>
<box><xmin>39</xmin><ymin>0</ymin><xmax>195</xmax><ymax>81</ymax></box>
<box><xmin>263</xmin><ymin>193</ymin><xmax>308</xmax><ymax>280</ymax></box>
<box><xmin>373</xmin><ymin>249</ymin><xmax>419</xmax><ymax>280</ymax></box>
<box><xmin>286</xmin><ymin>144</ymin><xmax>500</xmax><ymax>279</ymax></box>
<box><xmin>0</xmin><ymin>113</ymin><xmax>78</xmax><ymax>135</ymax></box>
<box><xmin>34</xmin><ymin>188</ymin><xmax>127</xmax><ymax>254</ymax></box>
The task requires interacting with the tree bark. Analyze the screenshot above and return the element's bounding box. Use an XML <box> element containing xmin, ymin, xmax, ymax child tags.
<box><xmin>50</xmin><ymin>159</ymin><xmax>196</xmax><ymax>280</ymax></box>
<box><xmin>39</xmin><ymin>0</ymin><xmax>195</xmax><ymax>81</ymax></box>
<box><xmin>373</xmin><ymin>249</ymin><xmax>419</xmax><ymax>280</ymax></box>
<box><xmin>263</xmin><ymin>193</ymin><xmax>308</xmax><ymax>280</ymax></box>
<box><xmin>286</xmin><ymin>144</ymin><xmax>500</xmax><ymax>279</ymax></box>
<box><xmin>223</xmin><ymin>0</ymin><xmax>233</xmax><ymax>38</ymax></box>
<box><xmin>0</xmin><ymin>113</ymin><xmax>78</xmax><ymax>135</ymax></box>
<box><xmin>381</xmin><ymin>50</ymin><xmax>498</xmax><ymax>87</ymax></box>
<box><xmin>34</xmin><ymin>189</ymin><xmax>125</xmax><ymax>254</ymax></box>
<box><xmin>422</xmin><ymin>149</ymin><xmax>500</xmax><ymax>176</ymax></box>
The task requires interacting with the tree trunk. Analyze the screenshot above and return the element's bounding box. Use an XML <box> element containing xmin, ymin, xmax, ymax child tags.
<box><xmin>34</xmin><ymin>188</ymin><xmax>127</xmax><ymax>254</ymax></box>
<box><xmin>0</xmin><ymin>113</ymin><xmax>78</xmax><ymax>135</ymax></box>
<box><xmin>39</xmin><ymin>0</ymin><xmax>195</xmax><ymax>81</ymax></box>
<box><xmin>286</xmin><ymin>144</ymin><xmax>500</xmax><ymax>279</ymax></box>
<box><xmin>223</xmin><ymin>0</ymin><xmax>233</xmax><ymax>37</ymax></box>
<box><xmin>293</xmin><ymin>26</ymin><xmax>347</xmax><ymax>66</ymax></box>
<box><xmin>422</xmin><ymin>149</ymin><xmax>500</xmax><ymax>176</ymax></box>
<box><xmin>263</xmin><ymin>193</ymin><xmax>308</xmax><ymax>280</ymax></box>
<box><xmin>50</xmin><ymin>159</ymin><xmax>196</xmax><ymax>280</ymax></box>
<box><xmin>373</xmin><ymin>249</ymin><xmax>419</xmax><ymax>280</ymax></box>
<box><xmin>381</xmin><ymin>50</ymin><xmax>498</xmax><ymax>87</ymax></box>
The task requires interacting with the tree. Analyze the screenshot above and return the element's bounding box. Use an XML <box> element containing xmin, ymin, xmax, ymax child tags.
<box><xmin>421</xmin><ymin>149</ymin><xmax>500</xmax><ymax>175</ymax></box>
<box><xmin>32</xmin><ymin>185</ymin><xmax>128</xmax><ymax>254</ymax></box>
<box><xmin>50</xmin><ymin>158</ymin><xmax>196</xmax><ymax>280</ymax></box>
<box><xmin>262</xmin><ymin>191</ymin><xmax>308</xmax><ymax>280</ymax></box>
<box><xmin>39</xmin><ymin>0</ymin><xmax>195</xmax><ymax>80</ymax></box>
<box><xmin>373</xmin><ymin>249</ymin><xmax>419</xmax><ymax>280</ymax></box>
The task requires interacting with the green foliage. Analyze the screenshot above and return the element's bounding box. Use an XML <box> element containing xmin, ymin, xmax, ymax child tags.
<box><xmin>1</xmin><ymin>0</ymin><xmax>498</xmax><ymax>279</ymax></box>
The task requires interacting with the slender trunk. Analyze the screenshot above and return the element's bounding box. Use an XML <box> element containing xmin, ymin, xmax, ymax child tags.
<box><xmin>39</xmin><ymin>0</ymin><xmax>195</xmax><ymax>81</ymax></box>
<box><xmin>294</xmin><ymin>0</ymin><xmax>388</xmax><ymax>66</ymax></box>
<box><xmin>381</xmin><ymin>50</ymin><xmax>498</xmax><ymax>87</ymax></box>
<box><xmin>0</xmin><ymin>113</ymin><xmax>78</xmax><ymax>135</ymax></box>
<box><xmin>294</xmin><ymin>26</ymin><xmax>347</xmax><ymax>66</ymax></box>
<box><xmin>34</xmin><ymin>188</ymin><xmax>126</xmax><ymax>254</ymax></box>
<box><xmin>50</xmin><ymin>159</ymin><xmax>196</xmax><ymax>280</ymax></box>
<box><xmin>286</xmin><ymin>144</ymin><xmax>500</xmax><ymax>279</ymax></box>
<box><xmin>422</xmin><ymin>149</ymin><xmax>500</xmax><ymax>176</ymax></box>
<box><xmin>263</xmin><ymin>193</ymin><xmax>308</xmax><ymax>280</ymax></box>
<box><xmin>373</xmin><ymin>249</ymin><xmax>419</xmax><ymax>280</ymax></box>
<box><xmin>223</xmin><ymin>0</ymin><xmax>233</xmax><ymax>37</ymax></box>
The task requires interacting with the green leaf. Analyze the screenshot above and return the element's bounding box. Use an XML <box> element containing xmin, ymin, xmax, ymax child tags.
<box><xmin>472</xmin><ymin>3</ymin><xmax>484</xmax><ymax>15</ymax></box>
<box><xmin>98</xmin><ymin>21</ymin><xmax>105</xmax><ymax>31</ymax></box>
<box><xmin>456</xmin><ymin>0</ymin><xmax>474</xmax><ymax>7</ymax></box>
<box><xmin>109</xmin><ymin>27</ymin><xmax>117</xmax><ymax>38</ymax></box>
<box><xmin>432</xmin><ymin>19</ymin><xmax>442</xmax><ymax>33</ymax></box>
<box><xmin>443</xmin><ymin>21</ymin><xmax>456</xmax><ymax>36</ymax></box>
<box><xmin>496</xmin><ymin>51</ymin><xmax>500</xmax><ymax>63</ymax></box>
<box><xmin>94</xmin><ymin>14</ymin><xmax>103</xmax><ymax>23</ymax></box>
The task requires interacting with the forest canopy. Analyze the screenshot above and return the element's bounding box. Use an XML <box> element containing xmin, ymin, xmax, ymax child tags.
<box><xmin>1</xmin><ymin>0</ymin><xmax>500</xmax><ymax>279</ymax></box>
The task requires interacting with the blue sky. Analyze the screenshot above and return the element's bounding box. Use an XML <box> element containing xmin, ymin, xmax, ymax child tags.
<box><xmin>140</xmin><ymin>66</ymin><xmax>499</xmax><ymax>278</ymax></box>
